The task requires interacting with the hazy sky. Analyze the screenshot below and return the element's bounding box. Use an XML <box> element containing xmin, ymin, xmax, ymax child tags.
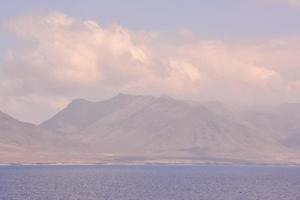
<box><xmin>1</xmin><ymin>0</ymin><xmax>300</xmax><ymax>123</ymax></box>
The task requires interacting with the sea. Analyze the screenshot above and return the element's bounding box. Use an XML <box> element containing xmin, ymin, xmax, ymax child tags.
<box><xmin>0</xmin><ymin>165</ymin><xmax>299</xmax><ymax>200</ymax></box>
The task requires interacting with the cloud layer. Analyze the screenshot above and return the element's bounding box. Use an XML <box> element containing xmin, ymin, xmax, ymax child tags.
<box><xmin>264</xmin><ymin>0</ymin><xmax>300</xmax><ymax>7</ymax></box>
<box><xmin>282</xmin><ymin>0</ymin><xmax>300</xmax><ymax>6</ymax></box>
<box><xmin>1</xmin><ymin>12</ymin><xmax>300</xmax><ymax>123</ymax></box>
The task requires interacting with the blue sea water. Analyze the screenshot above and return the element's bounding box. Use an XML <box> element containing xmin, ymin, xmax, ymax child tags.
<box><xmin>0</xmin><ymin>165</ymin><xmax>299</xmax><ymax>200</ymax></box>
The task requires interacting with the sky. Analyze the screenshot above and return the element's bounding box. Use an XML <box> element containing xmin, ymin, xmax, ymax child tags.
<box><xmin>0</xmin><ymin>0</ymin><xmax>300</xmax><ymax>123</ymax></box>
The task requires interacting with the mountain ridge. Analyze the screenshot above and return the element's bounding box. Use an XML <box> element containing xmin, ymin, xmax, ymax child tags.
<box><xmin>1</xmin><ymin>93</ymin><xmax>300</xmax><ymax>164</ymax></box>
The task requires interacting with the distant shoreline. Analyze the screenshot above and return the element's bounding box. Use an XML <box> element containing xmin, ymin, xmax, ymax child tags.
<box><xmin>1</xmin><ymin>162</ymin><xmax>300</xmax><ymax>167</ymax></box>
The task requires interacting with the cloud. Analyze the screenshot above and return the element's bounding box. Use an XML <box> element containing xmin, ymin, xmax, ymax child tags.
<box><xmin>284</xmin><ymin>0</ymin><xmax>300</xmax><ymax>6</ymax></box>
<box><xmin>1</xmin><ymin>12</ymin><xmax>300</xmax><ymax>123</ymax></box>
<box><xmin>262</xmin><ymin>0</ymin><xmax>300</xmax><ymax>7</ymax></box>
<box><xmin>282</xmin><ymin>0</ymin><xmax>300</xmax><ymax>6</ymax></box>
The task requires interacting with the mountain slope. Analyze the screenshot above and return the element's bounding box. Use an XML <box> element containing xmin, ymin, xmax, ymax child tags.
<box><xmin>41</xmin><ymin>94</ymin><xmax>298</xmax><ymax>164</ymax></box>
<box><xmin>241</xmin><ymin>103</ymin><xmax>300</xmax><ymax>151</ymax></box>
<box><xmin>2</xmin><ymin>94</ymin><xmax>300</xmax><ymax>164</ymax></box>
<box><xmin>41</xmin><ymin>94</ymin><xmax>156</xmax><ymax>134</ymax></box>
<box><xmin>0</xmin><ymin>111</ymin><xmax>75</xmax><ymax>163</ymax></box>
<box><xmin>0</xmin><ymin>111</ymin><xmax>53</xmax><ymax>148</ymax></box>
<box><xmin>81</xmin><ymin>96</ymin><xmax>288</xmax><ymax>161</ymax></box>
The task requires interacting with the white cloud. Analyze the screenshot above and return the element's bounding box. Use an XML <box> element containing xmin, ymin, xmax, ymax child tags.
<box><xmin>1</xmin><ymin>12</ymin><xmax>300</xmax><ymax>123</ymax></box>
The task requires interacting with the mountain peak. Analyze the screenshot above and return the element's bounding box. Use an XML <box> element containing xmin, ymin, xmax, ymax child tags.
<box><xmin>71</xmin><ymin>98</ymin><xmax>90</xmax><ymax>104</ymax></box>
<box><xmin>116</xmin><ymin>93</ymin><xmax>130</xmax><ymax>97</ymax></box>
<box><xmin>112</xmin><ymin>93</ymin><xmax>137</xmax><ymax>99</ymax></box>
<box><xmin>67</xmin><ymin>98</ymin><xmax>93</xmax><ymax>108</ymax></box>
<box><xmin>159</xmin><ymin>94</ymin><xmax>174</xmax><ymax>100</ymax></box>
<box><xmin>111</xmin><ymin>93</ymin><xmax>155</xmax><ymax>101</ymax></box>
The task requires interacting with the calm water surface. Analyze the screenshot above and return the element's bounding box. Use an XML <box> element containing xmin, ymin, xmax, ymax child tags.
<box><xmin>0</xmin><ymin>165</ymin><xmax>300</xmax><ymax>200</ymax></box>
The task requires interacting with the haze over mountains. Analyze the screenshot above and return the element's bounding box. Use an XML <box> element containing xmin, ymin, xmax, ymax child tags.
<box><xmin>1</xmin><ymin>94</ymin><xmax>300</xmax><ymax>164</ymax></box>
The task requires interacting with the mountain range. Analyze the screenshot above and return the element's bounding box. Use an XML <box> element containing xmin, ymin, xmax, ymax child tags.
<box><xmin>1</xmin><ymin>93</ymin><xmax>300</xmax><ymax>164</ymax></box>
